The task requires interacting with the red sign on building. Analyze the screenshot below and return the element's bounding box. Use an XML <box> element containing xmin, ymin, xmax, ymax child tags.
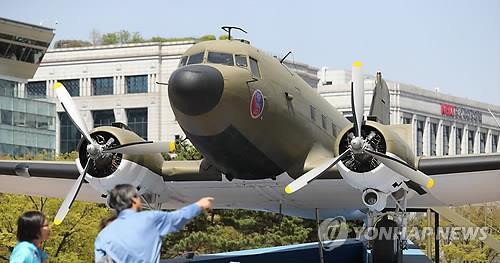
<box><xmin>441</xmin><ymin>104</ymin><xmax>455</xmax><ymax>116</ymax></box>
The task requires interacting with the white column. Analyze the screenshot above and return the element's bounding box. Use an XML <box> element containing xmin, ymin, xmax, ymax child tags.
<box><xmin>436</xmin><ymin>120</ymin><xmax>443</xmax><ymax>156</ymax></box>
<box><xmin>486</xmin><ymin>129</ymin><xmax>492</xmax><ymax>153</ymax></box>
<box><xmin>113</xmin><ymin>108</ymin><xmax>127</xmax><ymax>124</ymax></box>
<box><xmin>55</xmin><ymin>112</ymin><xmax>61</xmax><ymax>155</ymax></box>
<box><xmin>423</xmin><ymin>117</ymin><xmax>430</xmax><ymax>156</ymax></box>
<box><xmin>462</xmin><ymin>125</ymin><xmax>469</xmax><ymax>155</ymax></box>
<box><xmin>82</xmin><ymin>110</ymin><xmax>93</xmax><ymax>130</ymax></box>
<box><xmin>474</xmin><ymin>128</ymin><xmax>481</xmax><ymax>154</ymax></box>
<box><xmin>412</xmin><ymin>114</ymin><xmax>417</xmax><ymax>154</ymax></box>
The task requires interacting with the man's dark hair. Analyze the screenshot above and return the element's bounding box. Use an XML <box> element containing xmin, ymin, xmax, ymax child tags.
<box><xmin>107</xmin><ymin>184</ymin><xmax>138</xmax><ymax>213</ymax></box>
<box><xmin>16</xmin><ymin>211</ymin><xmax>46</xmax><ymax>242</ymax></box>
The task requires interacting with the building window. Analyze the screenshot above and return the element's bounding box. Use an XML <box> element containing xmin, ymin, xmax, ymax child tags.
<box><xmin>430</xmin><ymin>123</ymin><xmax>437</xmax><ymax>156</ymax></box>
<box><xmin>26</xmin><ymin>81</ymin><xmax>46</xmax><ymax>98</ymax></box>
<box><xmin>127</xmin><ymin>108</ymin><xmax>148</xmax><ymax>140</ymax></box>
<box><xmin>93</xmin><ymin>110</ymin><xmax>115</xmax><ymax>127</ymax></box>
<box><xmin>467</xmin><ymin>130</ymin><xmax>475</xmax><ymax>154</ymax></box>
<box><xmin>310</xmin><ymin>105</ymin><xmax>316</xmax><ymax>121</ymax></box>
<box><xmin>402</xmin><ymin>117</ymin><xmax>412</xmax><ymax>124</ymax></box>
<box><xmin>479</xmin><ymin>132</ymin><xmax>486</xmax><ymax>153</ymax></box>
<box><xmin>60</xmin><ymin>79</ymin><xmax>79</xmax><ymax>96</ymax></box>
<box><xmin>1</xmin><ymin>110</ymin><xmax>12</xmax><ymax>125</ymax></box>
<box><xmin>321</xmin><ymin>115</ymin><xmax>327</xmax><ymax>129</ymax></box>
<box><xmin>416</xmin><ymin>120</ymin><xmax>424</xmax><ymax>156</ymax></box>
<box><xmin>492</xmin><ymin>134</ymin><xmax>498</xmax><ymax>153</ymax></box>
<box><xmin>92</xmin><ymin>77</ymin><xmax>113</xmax><ymax>96</ymax></box>
<box><xmin>442</xmin><ymin>125</ymin><xmax>450</xmax><ymax>155</ymax></box>
<box><xmin>0</xmin><ymin>79</ymin><xmax>16</xmax><ymax>97</ymax></box>
<box><xmin>126</xmin><ymin>75</ymin><xmax>148</xmax><ymax>94</ymax></box>
<box><xmin>456</xmin><ymin>127</ymin><xmax>463</xmax><ymax>154</ymax></box>
<box><xmin>249</xmin><ymin>57</ymin><xmax>261</xmax><ymax>78</ymax></box>
<box><xmin>59</xmin><ymin>112</ymin><xmax>81</xmax><ymax>153</ymax></box>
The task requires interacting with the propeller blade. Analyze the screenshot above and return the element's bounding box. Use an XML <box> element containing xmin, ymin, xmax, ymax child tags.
<box><xmin>352</xmin><ymin>61</ymin><xmax>364</xmax><ymax>137</ymax></box>
<box><xmin>54</xmin><ymin>158</ymin><xmax>92</xmax><ymax>225</ymax></box>
<box><xmin>365</xmin><ymin>149</ymin><xmax>434</xmax><ymax>189</ymax></box>
<box><xmin>53</xmin><ymin>82</ymin><xmax>93</xmax><ymax>144</ymax></box>
<box><xmin>285</xmin><ymin>150</ymin><xmax>350</xmax><ymax>194</ymax></box>
<box><xmin>103</xmin><ymin>141</ymin><xmax>172</xmax><ymax>154</ymax></box>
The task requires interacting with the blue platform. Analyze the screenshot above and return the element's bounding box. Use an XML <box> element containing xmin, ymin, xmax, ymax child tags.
<box><xmin>162</xmin><ymin>240</ymin><xmax>432</xmax><ymax>263</ymax></box>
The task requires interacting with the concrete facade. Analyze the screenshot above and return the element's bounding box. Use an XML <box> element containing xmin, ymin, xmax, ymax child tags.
<box><xmin>26</xmin><ymin>42</ymin><xmax>499</xmax><ymax>157</ymax></box>
<box><xmin>318</xmin><ymin>69</ymin><xmax>500</xmax><ymax>156</ymax></box>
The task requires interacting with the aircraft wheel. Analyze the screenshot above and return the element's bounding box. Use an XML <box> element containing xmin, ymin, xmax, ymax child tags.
<box><xmin>371</xmin><ymin>216</ymin><xmax>403</xmax><ymax>263</ymax></box>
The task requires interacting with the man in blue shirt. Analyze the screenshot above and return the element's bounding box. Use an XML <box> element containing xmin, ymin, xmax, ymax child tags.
<box><xmin>94</xmin><ymin>184</ymin><xmax>213</xmax><ymax>263</ymax></box>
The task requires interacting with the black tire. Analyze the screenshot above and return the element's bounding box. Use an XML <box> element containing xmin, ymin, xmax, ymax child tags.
<box><xmin>372</xmin><ymin>217</ymin><xmax>403</xmax><ymax>263</ymax></box>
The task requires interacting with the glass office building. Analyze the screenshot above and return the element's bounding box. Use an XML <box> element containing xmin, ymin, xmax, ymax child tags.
<box><xmin>0</xmin><ymin>17</ymin><xmax>55</xmax><ymax>156</ymax></box>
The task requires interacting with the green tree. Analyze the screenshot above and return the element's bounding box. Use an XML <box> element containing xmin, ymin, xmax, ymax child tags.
<box><xmin>199</xmin><ymin>35</ymin><xmax>216</xmax><ymax>41</ymax></box>
<box><xmin>101</xmin><ymin>32</ymin><xmax>119</xmax><ymax>45</ymax></box>
<box><xmin>0</xmin><ymin>193</ymin><xmax>111</xmax><ymax>262</ymax></box>
<box><xmin>219</xmin><ymin>34</ymin><xmax>229</xmax><ymax>40</ymax></box>
<box><xmin>54</xmin><ymin>40</ymin><xmax>93</xmax><ymax>49</ymax></box>
<box><xmin>129</xmin><ymin>32</ymin><xmax>144</xmax><ymax>43</ymax></box>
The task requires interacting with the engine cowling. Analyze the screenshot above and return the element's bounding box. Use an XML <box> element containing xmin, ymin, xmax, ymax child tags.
<box><xmin>76</xmin><ymin>125</ymin><xmax>166</xmax><ymax>201</ymax></box>
<box><xmin>335</xmin><ymin>121</ymin><xmax>415</xmax><ymax>196</ymax></box>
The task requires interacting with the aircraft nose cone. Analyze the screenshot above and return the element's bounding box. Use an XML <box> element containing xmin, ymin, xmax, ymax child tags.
<box><xmin>168</xmin><ymin>65</ymin><xmax>224</xmax><ymax>116</ymax></box>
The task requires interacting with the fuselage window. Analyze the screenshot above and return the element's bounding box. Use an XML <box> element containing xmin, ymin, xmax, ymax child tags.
<box><xmin>207</xmin><ymin>52</ymin><xmax>234</xmax><ymax>66</ymax></box>
<box><xmin>321</xmin><ymin>115</ymin><xmax>327</xmax><ymax>129</ymax></box>
<box><xmin>310</xmin><ymin>105</ymin><xmax>316</xmax><ymax>121</ymax></box>
<box><xmin>249</xmin><ymin>57</ymin><xmax>261</xmax><ymax>78</ymax></box>
<box><xmin>235</xmin><ymin>55</ymin><xmax>248</xmax><ymax>68</ymax></box>
<box><xmin>178</xmin><ymin>56</ymin><xmax>188</xmax><ymax>67</ymax></box>
<box><xmin>187</xmin><ymin>52</ymin><xmax>204</xmax><ymax>65</ymax></box>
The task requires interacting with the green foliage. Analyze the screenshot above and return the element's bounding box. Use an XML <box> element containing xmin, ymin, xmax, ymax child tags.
<box><xmin>408</xmin><ymin>205</ymin><xmax>499</xmax><ymax>262</ymax></box>
<box><xmin>161</xmin><ymin>210</ymin><xmax>316</xmax><ymax>258</ymax></box>
<box><xmin>101</xmin><ymin>32</ymin><xmax>119</xmax><ymax>45</ymax></box>
<box><xmin>0</xmin><ymin>193</ymin><xmax>111</xmax><ymax>262</ymax></box>
<box><xmin>219</xmin><ymin>34</ymin><xmax>230</xmax><ymax>40</ymax></box>
<box><xmin>199</xmin><ymin>35</ymin><xmax>216</xmax><ymax>41</ymax></box>
<box><xmin>150</xmin><ymin>36</ymin><xmax>196</xmax><ymax>43</ymax></box>
<box><xmin>168</xmin><ymin>138</ymin><xmax>202</xmax><ymax>161</ymax></box>
<box><xmin>129</xmin><ymin>32</ymin><xmax>144</xmax><ymax>43</ymax></box>
<box><xmin>54</xmin><ymin>40</ymin><xmax>93</xmax><ymax>49</ymax></box>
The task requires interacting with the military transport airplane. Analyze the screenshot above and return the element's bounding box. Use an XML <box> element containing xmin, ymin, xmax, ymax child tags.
<box><xmin>0</xmin><ymin>27</ymin><xmax>499</xmax><ymax>261</ymax></box>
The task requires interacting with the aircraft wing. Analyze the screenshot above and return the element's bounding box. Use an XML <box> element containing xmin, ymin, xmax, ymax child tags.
<box><xmin>0</xmin><ymin>160</ymin><xmax>103</xmax><ymax>203</ymax></box>
<box><xmin>417</xmin><ymin>153</ymin><xmax>500</xmax><ymax>175</ymax></box>
<box><xmin>412</xmin><ymin>153</ymin><xmax>500</xmax><ymax>206</ymax></box>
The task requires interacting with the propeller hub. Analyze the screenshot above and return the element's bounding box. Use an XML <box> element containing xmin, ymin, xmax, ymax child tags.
<box><xmin>86</xmin><ymin>143</ymin><xmax>102</xmax><ymax>160</ymax></box>
<box><xmin>350</xmin><ymin>137</ymin><xmax>365</xmax><ymax>153</ymax></box>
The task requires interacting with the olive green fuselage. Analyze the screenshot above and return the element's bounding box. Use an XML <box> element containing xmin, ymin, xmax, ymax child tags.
<box><xmin>171</xmin><ymin>40</ymin><xmax>351</xmax><ymax>179</ymax></box>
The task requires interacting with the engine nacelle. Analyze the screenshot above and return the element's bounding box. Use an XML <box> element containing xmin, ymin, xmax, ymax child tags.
<box><xmin>335</xmin><ymin>121</ymin><xmax>415</xmax><ymax>208</ymax></box>
<box><xmin>76</xmin><ymin>125</ymin><xmax>166</xmax><ymax>202</ymax></box>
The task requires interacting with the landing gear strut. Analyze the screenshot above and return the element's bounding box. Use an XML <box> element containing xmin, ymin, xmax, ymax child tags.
<box><xmin>367</xmin><ymin>190</ymin><xmax>409</xmax><ymax>263</ymax></box>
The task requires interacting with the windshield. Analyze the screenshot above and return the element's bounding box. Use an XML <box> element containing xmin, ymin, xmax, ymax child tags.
<box><xmin>187</xmin><ymin>52</ymin><xmax>204</xmax><ymax>65</ymax></box>
<box><xmin>207</xmin><ymin>52</ymin><xmax>234</xmax><ymax>66</ymax></box>
<box><xmin>178</xmin><ymin>56</ymin><xmax>188</xmax><ymax>67</ymax></box>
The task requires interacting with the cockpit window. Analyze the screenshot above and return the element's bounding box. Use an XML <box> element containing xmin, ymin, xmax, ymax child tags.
<box><xmin>207</xmin><ymin>52</ymin><xmax>234</xmax><ymax>66</ymax></box>
<box><xmin>249</xmin><ymin>57</ymin><xmax>261</xmax><ymax>78</ymax></box>
<box><xmin>235</xmin><ymin>55</ymin><xmax>248</xmax><ymax>68</ymax></box>
<box><xmin>178</xmin><ymin>56</ymin><xmax>188</xmax><ymax>67</ymax></box>
<box><xmin>187</xmin><ymin>52</ymin><xmax>204</xmax><ymax>65</ymax></box>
